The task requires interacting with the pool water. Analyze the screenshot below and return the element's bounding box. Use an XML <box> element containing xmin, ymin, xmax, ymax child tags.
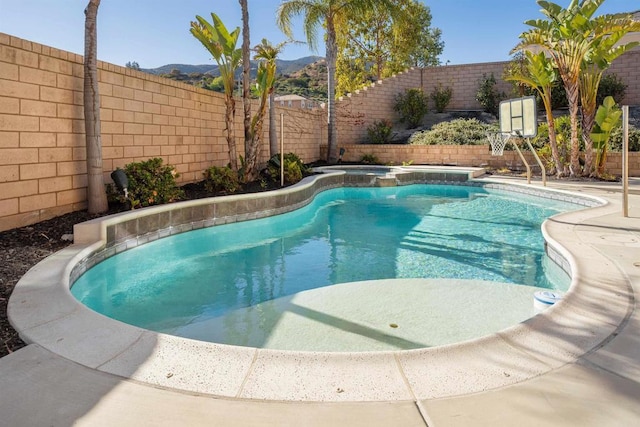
<box><xmin>72</xmin><ymin>185</ymin><xmax>578</xmax><ymax>351</ymax></box>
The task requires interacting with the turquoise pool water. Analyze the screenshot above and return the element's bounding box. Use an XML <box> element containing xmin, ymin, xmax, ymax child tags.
<box><xmin>72</xmin><ymin>184</ymin><xmax>579</xmax><ymax>351</ymax></box>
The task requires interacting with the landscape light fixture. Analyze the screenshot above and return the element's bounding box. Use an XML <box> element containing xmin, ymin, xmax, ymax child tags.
<box><xmin>110</xmin><ymin>168</ymin><xmax>129</xmax><ymax>198</ymax></box>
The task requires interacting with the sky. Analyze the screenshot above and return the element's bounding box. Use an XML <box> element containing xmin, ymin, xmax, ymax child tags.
<box><xmin>0</xmin><ymin>0</ymin><xmax>636</xmax><ymax>69</ymax></box>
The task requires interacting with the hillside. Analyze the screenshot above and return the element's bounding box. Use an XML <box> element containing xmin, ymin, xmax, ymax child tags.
<box><xmin>143</xmin><ymin>56</ymin><xmax>322</xmax><ymax>78</ymax></box>
<box><xmin>274</xmin><ymin>59</ymin><xmax>328</xmax><ymax>101</ymax></box>
<box><xmin>145</xmin><ymin>57</ymin><xmax>328</xmax><ymax>101</ymax></box>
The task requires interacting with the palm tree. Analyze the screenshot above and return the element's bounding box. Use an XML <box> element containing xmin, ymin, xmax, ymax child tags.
<box><xmin>579</xmin><ymin>14</ymin><xmax>640</xmax><ymax>175</ymax></box>
<box><xmin>239</xmin><ymin>0</ymin><xmax>251</xmax><ymax>177</ymax></box>
<box><xmin>277</xmin><ymin>0</ymin><xmax>396</xmax><ymax>163</ymax></box>
<box><xmin>506</xmin><ymin>51</ymin><xmax>565</xmax><ymax>176</ymax></box>
<box><xmin>516</xmin><ymin>0</ymin><xmax>603</xmax><ymax>176</ymax></box>
<box><xmin>191</xmin><ymin>13</ymin><xmax>242</xmax><ymax>171</ymax></box>
<box><xmin>83</xmin><ymin>0</ymin><xmax>108</xmax><ymax>214</ymax></box>
<box><xmin>516</xmin><ymin>0</ymin><xmax>640</xmax><ymax>177</ymax></box>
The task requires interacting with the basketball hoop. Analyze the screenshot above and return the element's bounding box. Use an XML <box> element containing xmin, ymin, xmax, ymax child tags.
<box><xmin>487</xmin><ymin>132</ymin><xmax>511</xmax><ymax>156</ymax></box>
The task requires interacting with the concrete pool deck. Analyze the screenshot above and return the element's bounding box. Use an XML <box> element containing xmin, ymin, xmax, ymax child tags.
<box><xmin>2</xmin><ymin>175</ymin><xmax>640</xmax><ymax>425</ymax></box>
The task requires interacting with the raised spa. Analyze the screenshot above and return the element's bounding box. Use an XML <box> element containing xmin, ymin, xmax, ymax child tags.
<box><xmin>71</xmin><ymin>183</ymin><xmax>580</xmax><ymax>352</ymax></box>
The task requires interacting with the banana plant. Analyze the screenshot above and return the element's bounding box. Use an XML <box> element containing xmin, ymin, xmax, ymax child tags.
<box><xmin>506</xmin><ymin>50</ymin><xmax>565</xmax><ymax>176</ymax></box>
<box><xmin>580</xmin><ymin>13</ymin><xmax>640</xmax><ymax>175</ymax></box>
<box><xmin>190</xmin><ymin>13</ymin><xmax>242</xmax><ymax>171</ymax></box>
<box><xmin>590</xmin><ymin>96</ymin><xmax>622</xmax><ymax>178</ymax></box>
<box><xmin>242</xmin><ymin>39</ymin><xmax>283</xmax><ymax>182</ymax></box>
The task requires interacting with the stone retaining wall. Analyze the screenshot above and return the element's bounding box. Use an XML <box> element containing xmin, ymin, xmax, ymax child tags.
<box><xmin>327</xmin><ymin>144</ymin><xmax>640</xmax><ymax>176</ymax></box>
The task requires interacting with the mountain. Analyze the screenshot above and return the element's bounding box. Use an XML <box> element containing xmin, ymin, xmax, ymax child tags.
<box><xmin>141</xmin><ymin>56</ymin><xmax>328</xmax><ymax>101</ymax></box>
<box><xmin>274</xmin><ymin>59</ymin><xmax>328</xmax><ymax>101</ymax></box>
<box><xmin>142</xmin><ymin>56</ymin><xmax>323</xmax><ymax>77</ymax></box>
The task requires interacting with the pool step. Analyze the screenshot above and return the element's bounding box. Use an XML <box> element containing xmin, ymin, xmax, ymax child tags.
<box><xmin>375</xmin><ymin>176</ymin><xmax>398</xmax><ymax>187</ymax></box>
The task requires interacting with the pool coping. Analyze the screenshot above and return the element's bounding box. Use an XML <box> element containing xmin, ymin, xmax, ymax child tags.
<box><xmin>7</xmin><ymin>167</ymin><xmax>635</xmax><ymax>402</ymax></box>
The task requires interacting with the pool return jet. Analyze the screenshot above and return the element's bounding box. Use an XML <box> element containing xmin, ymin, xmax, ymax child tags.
<box><xmin>487</xmin><ymin>96</ymin><xmax>546</xmax><ymax>186</ymax></box>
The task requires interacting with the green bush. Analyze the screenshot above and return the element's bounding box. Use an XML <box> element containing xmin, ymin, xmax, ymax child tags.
<box><xmin>597</xmin><ymin>73</ymin><xmax>627</xmax><ymax>106</ymax></box>
<box><xmin>430</xmin><ymin>84</ymin><xmax>453</xmax><ymax>113</ymax></box>
<box><xmin>409</xmin><ymin>118</ymin><xmax>498</xmax><ymax>145</ymax></box>
<box><xmin>267</xmin><ymin>153</ymin><xmax>306</xmax><ymax>184</ymax></box>
<box><xmin>550</xmin><ymin>84</ymin><xmax>568</xmax><ymax>110</ymax></box>
<box><xmin>609</xmin><ymin>124</ymin><xmax>640</xmax><ymax>152</ymax></box>
<box><xmin>531</xmin><ymin>115</ymin><xmax>578</xmax><ymax>149</ymax></box>
<box><xmin>476</xmin><ymin>73</ymin><xmax>505</xmax><ymax>116</ymax></box>
<box><xmin>542</xmin><ymin>73</ymin><xmax>626</xmax><ymax>112</ymax></box>
<box><xmin>124</xmin><ymin>158</ymin><xmax>183</xmax><ymax>208</ymax></box>
<box><xmin>367</xmin><ymin>119</ymin><xmax>393</xmax><ymax>144</ymax></box>
<box><xmin>531</xmin><ymin>116</ymin><xmax>575</xmax><ymax>172</ymax></box>
<box><xmin>394</xmin><ymin>88</ymin><xmax>428</xmax><ymax>128</ymax></box>
<box><xmin>203</xmin><ymin>165</ymin><xmax>241</xmax><ymax>194</ymax></box>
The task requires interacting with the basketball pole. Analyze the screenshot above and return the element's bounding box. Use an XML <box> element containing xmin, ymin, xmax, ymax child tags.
<box><xmin>511</xmin><ymin>135</ymin><xmax>532</xmax><ymax>184</ymax></box>
<box><xmin>524</xmin><ymin>137</ymin><xmax>547</xmax><ymax>187</ymax></box>
<box><xmin>622</xmin><ymin>105</ymin><xmax>629</xmax><ymax>217</ymax></box>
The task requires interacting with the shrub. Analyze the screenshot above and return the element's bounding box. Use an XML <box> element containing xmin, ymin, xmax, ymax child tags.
<box><xmin>550</xmin><ymin>83</ymin><xmax>568</xmax><ymax>110</ymax></box>
<box><xmin>430</xmin><ymin>84</ymin><xmax>453</xmax><ymax>113</ymax></box>
<box><xmin>409</xmin><ymin>118</ymin><xmax>498</xmax><ymax>145</ymax></box>
<box><xmin>531</xmin><ymin>116</ymin><xmax>575</xmax><ymax>173</ymax></box>
<box><xmin>360</xmin><ymin>153</ymin><xmax>381</xmax><ymax>164</ymax></box>
<box><xmin>203</xmin><ymin>165</ymin><xmax>241</xmax><ymax>194</ymax></box>
<box><xmin>476</xmin><ymin>73</ymin><xmax>505</xmax><ymax>116</ymax></box>
<box><xmin>367</xmin><ymin>119</ymin><xmax>393</xmax><ymax>144</ymax></box>
<box><xmin>394</xmin><ymin>88</ymin><xmax>428</xmax><ymax>128</ymax></box>
<box><xmin>124</xmin><ymin>158</ymin><xmax>183</xmax><ymax>208</ymax></box>
<box><xmin>267</xmin><ymin>153</ymin><xmax>306</xmax><ymax>184</ymax></box>
<box><xmin>597</xmin><ymin>73</ymin><xmax>627</xmax><ymax>106</ymax></box>
<box><xmin>609</xmin><ymin>124</ymin><xmax>640</xmax><ymax>152</ymax></box>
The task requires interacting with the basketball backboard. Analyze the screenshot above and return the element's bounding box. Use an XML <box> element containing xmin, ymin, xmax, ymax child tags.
<box><xmin>499</xmin><ymin>96</ymin><xmax>537</xmax><ymax>137</ymax></box>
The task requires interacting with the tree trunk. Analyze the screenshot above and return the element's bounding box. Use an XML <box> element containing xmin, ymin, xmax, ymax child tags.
<box><xmin>250</xmin><ymin>96</ymin><xmax>270</xmax><ymax>173</ymax></box>
<box><xmin>326</xmin><ymin>17</ymin><xmax>338</xmax><ymax>164</ymax></box>
<box><xmin>545</xmin><ymin>106</ymin><xmax>563</xmax><ymax>177</ymax></box>
<box><xmin>240</xmin><ymin>0</ymin><xmax>252</xmax><ymax>180</ymax></box>
<box><xmin>83</xmin><ymin>0</ymin><xmax>108</xmax><ymax>214</ymax></box>
<box><xmin>225</xmin><ymin>94</ymin><xmax>238</xmax><ymax>170</ymax></box>
<box><xmin>565</xmin><ymin>81</ymin><xmax>581</xmax><ymax>176</ymax></box>
<box><xmin>269</xmin><ymin>92</ymin><xmax>277</xmax><ymax>157</ymax></box>
<box><xmin>581</xmin><ymin>105</ymin><xmax>596</xmax><ymax>176</ymax></box>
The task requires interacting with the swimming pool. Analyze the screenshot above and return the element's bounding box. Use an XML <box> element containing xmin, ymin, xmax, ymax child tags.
<box><xmin>71</xmin><ymin>184</ymin><xmax>579</xmax><ymax>351</ymax></box>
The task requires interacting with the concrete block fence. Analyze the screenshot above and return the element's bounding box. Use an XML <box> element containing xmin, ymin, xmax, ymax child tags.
<box><xmin>0</xmin><ymin>33</ymin><xmax>324</xmax><ymax>231</ymax></box>
<box><xmin>323</xmin><ymin>144</ymin><xmax>640</xmax><ymax>178</ymax></box>
<box><xmin>335</xmin><ymin>51</ymin><xmax>640</xmax><ymax>146</ymax></box>
<box><xmin>1</xmin><ymin>31</ymin><xmax>638</xmax><ymax>231</ymax></box>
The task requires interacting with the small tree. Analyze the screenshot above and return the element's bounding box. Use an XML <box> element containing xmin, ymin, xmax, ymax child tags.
<box><xmin>476</xmin><ymin>73</ymin><xmax>504</xmax><ymax>117</ymax></box>
<box><xmin>243</xmin><ymin>39</ymin><xmax>281</xmax><ymax>182</ymax></box>
<box><xmin>191</xmin><ymin>13</ymin><xmax>242</xmax><ymax>171</ymax></box>
<box><xmin>394</xmin><ymin>88</ymin><xmax>428</xmax><ymax>129</ymax></box>
<box><xmin>430</xmin><ymin>84</ymin><xmax>452</xmax><ymax>113</ymax></box>
<box><xmin>125</xmin><ymin>61</ymin><xmax>140</xmax><ymax>70</ymax></box>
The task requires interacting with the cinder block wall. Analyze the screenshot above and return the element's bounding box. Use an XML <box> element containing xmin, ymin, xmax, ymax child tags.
<box><xmin>0</xmin><ymin>33</ymin><xmax>323</xmax><ymax>231</ymax></box>
<box><xmin>329</xmin><ymin>144</ymin><xmax>640</xmax><ymax>176</ymax></box>
<box><xmin>608</xmin><ymin>50</ymin><xmax>640</xmax><ymax>105</ymax></box>
<box><xmin>1</xmin><ymin>31</ymin><xmax>638</xmax><ymax>232</ymax></box>
<box><xmin>335</xmin><ymin>53</ymin><xmax>640</xmax><ymax>145</ymax></box>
